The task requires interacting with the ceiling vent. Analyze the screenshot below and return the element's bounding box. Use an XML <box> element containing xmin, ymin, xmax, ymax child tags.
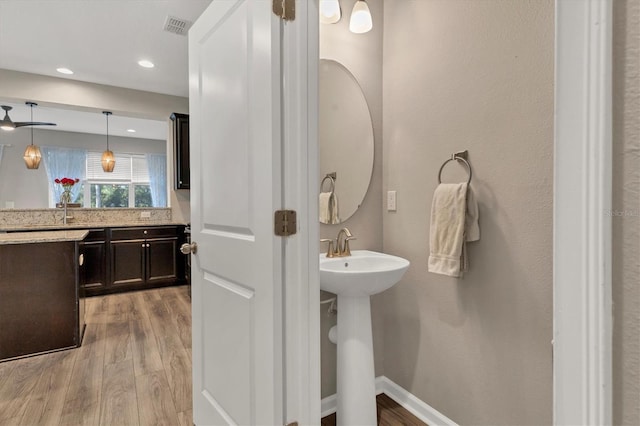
<box><xmin>163</xmin><ymin>15</ymin><xmax>192</xmax><ymax>36</ymax></box>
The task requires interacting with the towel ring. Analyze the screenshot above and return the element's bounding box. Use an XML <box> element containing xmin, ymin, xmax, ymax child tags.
<box><xmin>438</xmin><ymin>152</ymin><xmax>472</xmax><ymax>185</ymax></box>
<box><xmin>320</xmin><ymin>173</ymin><xmax>336</xmax><ymax>193</ymax></box>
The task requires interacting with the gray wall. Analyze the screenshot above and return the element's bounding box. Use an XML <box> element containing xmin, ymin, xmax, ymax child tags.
<box><xmin>319</xmin><ymin>0</ymin><xmax>384</xmax><ymax>398</ymax></box>
<box><xmin>613</xmin><ymin>0</ymin><xmax>640</xmax><ymax>424</ymax></box>
<box><xmin>381</xmin><ymin>1</ymin><xmax>554</xmax><ymax>424</ymax></box>
<box><xmin>0</xmin><ymin>128</ymin><xmax>164</xmax><ymax>209</ymax></box>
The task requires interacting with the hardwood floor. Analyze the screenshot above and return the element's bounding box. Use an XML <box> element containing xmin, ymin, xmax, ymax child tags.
<box><xmin>0</xmin><ymin>286</ymin><xmax>192</xmax><ymax>426</ymax></box>
<box><xmin>321</xmin><ymin>394</ymin><xmax>428</xmax><ymax>426</ymax></box>
<box><xmin>0</xmin><ymin>285</ymin><xmax>424</xmax><ymax>426</ymax></box>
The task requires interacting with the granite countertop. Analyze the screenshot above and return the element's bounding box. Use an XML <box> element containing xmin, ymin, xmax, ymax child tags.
<box><xmin>0</xmin><ymin>221</ymin><xmax>187</xmax><ymax>232</ymax></box>
<box><xmin>0</xmin><ymin>230</ymin><xmax>90</xmax><ymax>245</ymax></box>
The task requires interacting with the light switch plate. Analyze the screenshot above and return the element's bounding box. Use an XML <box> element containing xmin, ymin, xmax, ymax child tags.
<box><xmin>387</xmin><ymin>191</ymin><xmax>397</xmax><ymax>211</ymax></box>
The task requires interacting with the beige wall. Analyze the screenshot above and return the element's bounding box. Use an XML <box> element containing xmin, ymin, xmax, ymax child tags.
<box><xmin>319</xmin><ymin>0</ymin><xmax>384</xmax><ymax>398</ymax></box>
<box><xmin>613</xmin><ymin>0</ymin><xmax>640</xmax><ymax>424</ymax></box>
<box><xmin>381</xmin><ymin>1</ymin><xmax>554</xmax><ymax>424</ymax></box>
<box><xmin>0</xmin><ymin>69</ymin><xmax>190</xmax><ymax>222</ymax></box>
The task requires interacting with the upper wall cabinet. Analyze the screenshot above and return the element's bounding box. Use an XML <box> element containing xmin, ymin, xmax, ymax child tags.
<box><xmin>171</xmin><ymin>112</ymin><xmax>190</xmax><ymax>190</ymax></box>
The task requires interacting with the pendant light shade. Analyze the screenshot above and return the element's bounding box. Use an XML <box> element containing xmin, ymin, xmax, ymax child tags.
<box><xmin>320</xmin><ymin>0</ymin><xmax>341</xmax><ymax>24</ymax></box>
<box><xmin>23</xmin><ymin>143</ymin><xmax>42</xmax><ymax>169</ymax></box>
<box><xmin>101</xmin><ymin>111</ymin><xmax>115</xmax><ymax>172</ymax></box>
<box><xmin>349</xmin><ymin>0</ymin><xmax>373</xmax><ymax>34</ymax></box>
<box><xmin>23</xmin><ymin>102</ymin><xmax>42</xmax><ymax>169</ymax></box>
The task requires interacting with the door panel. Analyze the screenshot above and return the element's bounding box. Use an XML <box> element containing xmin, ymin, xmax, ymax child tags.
<box><xmin>189</xmin><ymin>0</ymin><xmax>283</xmax><ymax>424</ymax></box>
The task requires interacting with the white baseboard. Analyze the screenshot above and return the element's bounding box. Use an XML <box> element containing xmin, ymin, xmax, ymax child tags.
<box><xmin>320</xmin><ymin>376</ymin><xmax>458</xmax><ymax>426</ymax></box>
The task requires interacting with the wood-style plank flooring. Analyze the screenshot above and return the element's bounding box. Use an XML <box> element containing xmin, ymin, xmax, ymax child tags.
<box><xmin>1</xmin><ymin>285</ymin><xmax>425</xmax><ymax>426</ymax></box>
<box><xmin>0</xmin><ymin>286</ymin><xmax>192</xmax><ymax>426</ymax></box>
<box><xmin>321</xmin><ymin>394</ymin><xmax>427</xmax><ymax>426</ymax></box>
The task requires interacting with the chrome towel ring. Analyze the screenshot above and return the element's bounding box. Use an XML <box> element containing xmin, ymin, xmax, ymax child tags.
<box><xmin>321</xmin><ymin>172</ymin><xmax>336</xmax><ymax>193</ymax></box>
<box><xmin>438</xmin><ymin>150</ymin><xmax>472</xmax><ymax>185</ymax></box>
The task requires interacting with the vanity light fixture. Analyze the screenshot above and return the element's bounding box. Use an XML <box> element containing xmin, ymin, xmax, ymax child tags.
<box><xmin>101</xmin><ymin>111</ymin><xmax>116</xmax><ymax>172</ymax></box>
<box><xmin>320</xmin><ymin>0</ymin><xmax>341</xmax><ymax>24</ymax></box>
<box><xmin>349</xmin><ymin>0</ymin><xmax>373</xmax><ymax>34</ymax></box>
<box><xmin>22</xmin><ymin>102</ymin><xmax>44</xmax><ymax>169</ymax></box>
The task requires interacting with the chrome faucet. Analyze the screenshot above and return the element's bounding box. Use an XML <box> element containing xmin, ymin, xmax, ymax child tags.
<box><xmin>321</xmin><ymin>227</ymin><xmax>356</xmax><ymax>258</ymax></box>
<box><xmin>63</xmin><ymin>198</ymin><xmax>68</xmax><ymax>225</ymax></box>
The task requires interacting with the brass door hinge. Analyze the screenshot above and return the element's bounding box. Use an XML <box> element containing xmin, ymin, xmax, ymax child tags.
<box><xmin>275</xmin><ymin>210</ymin><xmax>297</xmax><ymax>237</ymax></box>
<box><xmin>273</xmin><ymin>0</ymin><xmax>295</xmax><ymax>21</ymax></box>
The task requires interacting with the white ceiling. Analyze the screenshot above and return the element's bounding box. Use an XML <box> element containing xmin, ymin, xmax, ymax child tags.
<box><xmin>0</xmin><ymin>0</ymin><xmax>213</xmax><ymax>139</ymax></box>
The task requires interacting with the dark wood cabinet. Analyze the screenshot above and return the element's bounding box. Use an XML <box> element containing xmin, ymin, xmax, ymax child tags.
<box><xmin>6</xmin><ymin>225</ymin><xmax>186</xmax><ymax>297</ymax></box>
<box><xmin>0</xmin><ymin>240</ymin><xmax>84</xmax><ymax>361</ymax></box>
<box><xmin>110</xmin><ymin>239</ymin><xmax>146</xmax><ymax>286</ymax></box>
<box><xmin>110</xmin><ymin>226</ymin><xmax>184</xmax><ymax>292</ymax></box>
<box><xmin>171</xmin><ymin>112</ymin><xmax>190</xmax><ymax>190</ymax></box>
<box><xmin>81</xmin><ymin>229</ymin><xmax>107</xmax><ymax>291</ymax></box>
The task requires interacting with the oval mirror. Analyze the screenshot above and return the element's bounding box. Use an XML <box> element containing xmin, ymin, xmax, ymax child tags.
<box><xmin>319</xmin><ymin>59</ymin><xmax>374</xmax><ymax>224</ymax></box>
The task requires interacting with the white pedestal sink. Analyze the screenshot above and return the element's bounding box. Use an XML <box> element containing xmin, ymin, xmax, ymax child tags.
<box><xmin>320</xmin><ymin>250</ymin><xmax>410</xmax><ymax>426</ymax></box>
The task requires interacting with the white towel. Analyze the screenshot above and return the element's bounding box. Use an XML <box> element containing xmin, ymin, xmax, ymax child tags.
<box><xmin>319</xmin><ymin>192</ymin><xmax>339</xmax><ymax>224</ymax></box>
<box><xmin>428</xmin><ymin>183</ymin><xmax>479</xmax><ymax>277</ymax></box>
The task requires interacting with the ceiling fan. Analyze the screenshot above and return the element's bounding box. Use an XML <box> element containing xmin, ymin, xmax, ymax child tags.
<box><xmin>0</xmin><ymin>102</ymin><xmax>57</xmax><ymax>131</ymax></box>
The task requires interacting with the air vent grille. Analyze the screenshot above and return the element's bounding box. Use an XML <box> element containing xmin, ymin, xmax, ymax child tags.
<box><xmin>163</xmin><ymin>15</ymin><xmax>192</xmax><ymax>36</ymax></box>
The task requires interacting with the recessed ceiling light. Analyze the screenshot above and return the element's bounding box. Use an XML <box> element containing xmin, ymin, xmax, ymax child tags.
<box><xmin>56</xmin><ymin>67</ymin><xmax>74</xmax><ymax>75</ymax></box>
<box><xmin>126</xmin><ymin>129</ymin><xmax>136</xmax><ymax>133</ymax></box>
<box><xmin>138</xmin><ymin>60</ymin><xmax>155</xmax><ymax>69</ymax></box>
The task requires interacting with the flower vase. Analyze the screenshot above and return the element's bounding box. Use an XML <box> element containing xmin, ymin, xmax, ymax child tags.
<box><xmin>60</xmin><ymin>189</ymin><xmax>72</xmax><ymax>204</ymax></box>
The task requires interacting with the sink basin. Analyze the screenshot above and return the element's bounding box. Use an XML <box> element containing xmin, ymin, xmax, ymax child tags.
<box><xmin>319</xmin><ymin>250</ymin><xmax>410</xmax><ymax>297</ymax></box>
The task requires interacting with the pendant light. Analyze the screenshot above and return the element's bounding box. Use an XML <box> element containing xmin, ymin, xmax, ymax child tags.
<box><xmin>320</xmin><ymin>0</ymin><xmax>341</xmax><ymax>24</ymax></box>
<box><xmin>349</xmin><ymin>0</ymin><xmax>373</xmax><ymax>34</ymax></box>
<box><xmin>23</xmin><ymin>102</ymin><xmax>42</xmax><ymax>169</ymax></box>
<box><xmin>101</xmin><ymin>111</ymin><xmax>115</xmax><ymax>172</ymax></box>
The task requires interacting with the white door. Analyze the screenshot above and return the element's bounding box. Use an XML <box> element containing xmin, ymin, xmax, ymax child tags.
<box><xmin>189</xmin><ymin>1</ymin><xmax>284</xmax><ymax>424</ymax></box>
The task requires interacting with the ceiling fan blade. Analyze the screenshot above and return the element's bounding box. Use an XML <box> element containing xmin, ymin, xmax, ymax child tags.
<box><xmin>0</xmin><ymin>107</ymin><xmax>16</xmax><ymax>130</ymax></box>
<box><xmin>14</xmin><ymin>122</ymin><xmax>57</xmax><ymax>127</ymax></box>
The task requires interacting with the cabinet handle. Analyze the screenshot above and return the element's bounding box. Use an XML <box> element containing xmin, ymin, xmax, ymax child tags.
<box><xmin>79</xmin><ymin>254</ymin><xmax>84</xmax><ymax>266</ymax></box>
<box><xmin>144</xmin><ymin>230</ymin><xmax>148</xmax><ymax>235</ymax></box>
<box><xmin>147</xmin><ymin>244</ymin><xmax>150</xmax><ymax>248</ymax></box>
<box><xmin>142</xmin><ymin>244</ymin><xmax>145</xmax><ymax>248</ymax></box>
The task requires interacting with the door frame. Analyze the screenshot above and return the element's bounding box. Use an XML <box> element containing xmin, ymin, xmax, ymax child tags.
<box><xmin>554</xmin><ymin>0</ymin><xmax>612</xmax><ymax>424</ymax></box>
<box><xmin>283</xmin><ymin>1</ymin><xmax>321</xmax><ymax>425</ymax></box>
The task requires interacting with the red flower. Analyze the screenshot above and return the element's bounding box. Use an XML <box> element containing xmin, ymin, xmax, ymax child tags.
<box><xmin>55</xmin><ymin>177</ymin><xmax>80</xmax><ymax>187</ymax></box>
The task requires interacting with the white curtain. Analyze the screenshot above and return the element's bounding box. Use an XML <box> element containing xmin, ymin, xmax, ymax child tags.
<box><xmin>146</xmin><ymin>153</ymin><xmax>167</xmax><ymax>207</ymax></box>
<box><xmin>41</xmin><ymin>146</ymin><xmax>87</xmax><ymax>205</ymax></box>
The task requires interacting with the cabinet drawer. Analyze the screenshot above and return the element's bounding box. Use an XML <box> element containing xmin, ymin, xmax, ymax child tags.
<box><xmin>110</xmin><ymin>226</ymin><xmax>180</xmax><ymax>241</ymax></box>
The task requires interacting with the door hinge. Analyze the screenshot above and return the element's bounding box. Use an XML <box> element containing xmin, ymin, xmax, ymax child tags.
<box><xmin>275</xmin><ymin>210</ymin><xmax>297</xmax><ymax>237</ymax></box>
<box><xmin>273</xmin><ymin>0</ymin><xmax>295</xmax><ymax>21</ymax></box>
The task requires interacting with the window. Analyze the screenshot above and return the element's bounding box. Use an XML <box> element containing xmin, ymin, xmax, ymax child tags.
<box><xmin>83</xmin><ymin>152</ymin><xmax>161</xmax><ymax>208</ymax></box>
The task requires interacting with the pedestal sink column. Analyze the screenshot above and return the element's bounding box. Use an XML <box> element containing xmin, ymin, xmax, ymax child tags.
<box><xmin>336</xmin><ymin>295</ymin><xmax>377</xmax><ymax>426</ymax></box>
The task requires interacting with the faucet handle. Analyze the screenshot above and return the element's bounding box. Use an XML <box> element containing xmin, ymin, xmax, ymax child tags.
<box><xmin>343</xmin><ymin>236</ymin><xmax>356</xmax><ymax>256</ymax></box>
<box><xmin>320</xmin><ymin>239</ymin><xmax>336</xmax><ymax>258</ymax></box>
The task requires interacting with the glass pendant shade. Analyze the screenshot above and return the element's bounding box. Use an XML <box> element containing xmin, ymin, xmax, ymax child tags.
<box><xmin>349</xmin><ymin>0</ymin><xmax>373</xmax><ymax>34</ymax></box>
<box><xmin>320</xmin><ymin>0</ymin><xmax>341</xmax><ymax>24</ymax></box>
<box><xmin>101</xmin><ymin>150</ymin><xmax>115</xmax><ymax>172</ymax></box>
<box><xmin>23</xmin><ymin>144</ymin><xmax>42</xmax><ymax>169</ymax></box>
<box><xmin>102</xmin><ymin>111</ymin><xmax>115</xmax><ymax>172</ymax></box>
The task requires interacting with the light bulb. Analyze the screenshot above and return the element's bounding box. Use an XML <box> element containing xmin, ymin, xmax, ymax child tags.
<box><xmin>320</xmin><ymin>0</ymin><xmax>341</xmax><ymax>24</ymax></box>
<box><xmin>349</xmin><ymin>0</ymin><xmax>372</xmax><ymax>34</ymax></box>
